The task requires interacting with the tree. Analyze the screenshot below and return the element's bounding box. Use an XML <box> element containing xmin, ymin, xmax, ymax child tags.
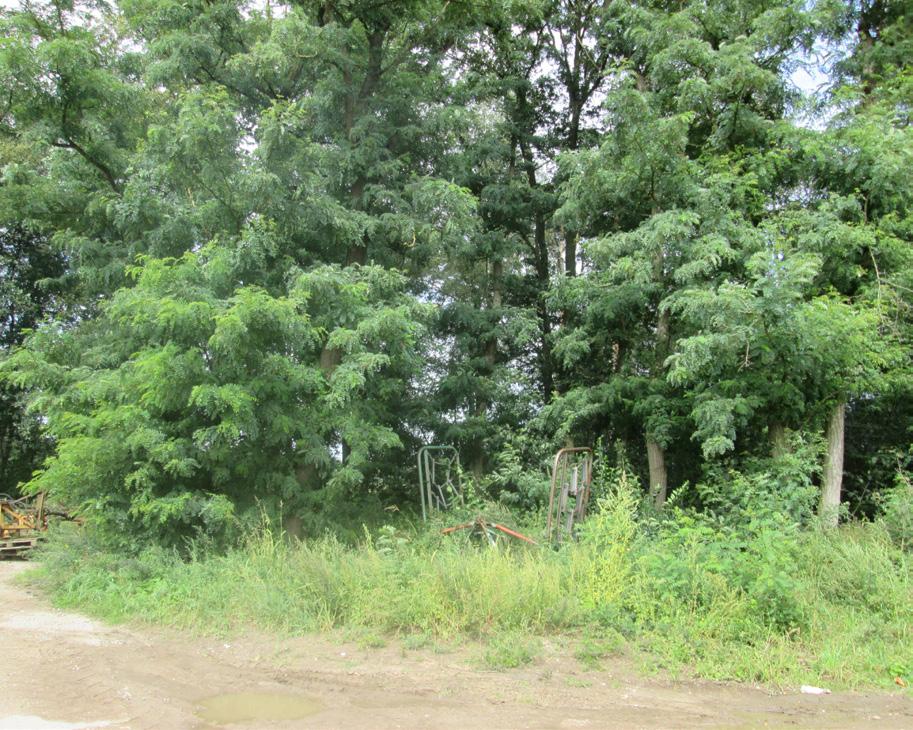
<box><xmin>2</xmin><ymin>0</ymin><xmax>911</xmax><ymax>540</ymax></box>
<box><xmin>0</xmin><ymin>225</ymin><xmax>65</xmax><ymax>492</ymax></box>
<box><xmin>813</xmin><ymin>0</ymin><xmax>913</xmax><ymax>521</ymax></box>
<box><xmin>1</xmin><ymin>0</ymin><xmax>480</xmax><ymax>540</ymax></box>
<box><xmin>554</xmin><ymin>0</ymin><xmax>813</xmax><ymax>503</ymax></box>
<box><xmin>7</xmin><ymin>252</ymin><xmax>427</xmax><ymax>544</ymax></box>
<box><xmin>0</xmin><ymin>1</ymin><xmax>152</xmax><ymax>295</ymax></box>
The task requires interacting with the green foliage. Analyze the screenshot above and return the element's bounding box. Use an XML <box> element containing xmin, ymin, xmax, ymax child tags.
<box><xmin>576</xmin><ymin>468</ymin><xmax>641</xmax><ymax>618</ymax></box>
<box><xmin>640</xmin><ymin>511</ymin><xmax>808</xmax><ymax>634</ymax></box>
<box><xmin>5</xmin><ymin>253</ymin><xmax>427</xmax><ymax>545</ymax></box>
<box><xmin>2</xmin><ymin>0</ymin><xmax>913</xmax><ymax>649</ymax></box>
<box><xmin>879</xmin><ymin>472</ymin><xmax>913</xmax><ymax>551</ymax></box>
<box><xmin>33</xmin><ymin>519</ymin><xmax>583</xmax><ymax>638</ymax></box>
<box><xmin>31</xmin><ymin>504</ymin><xmax>913</xmax><ymax>689</ymax></box>
<box><xmin>481</xmin><ymin>633</ymin><xmax>542</xmax><ymax>670</ymax></box>
<box><xmin>482</xmin><ymin>432</ymin><xmax>552</xmax><ymax>512</ymax></box>
<box><xmin>573</xmin><ymin>630</ymin><xmax>626</xmax><ymax>671</ymax></box>
<box><xmin>0</xmin><ymin>225</ymin><xmax>66</xmax><ymax>492</ymax></box>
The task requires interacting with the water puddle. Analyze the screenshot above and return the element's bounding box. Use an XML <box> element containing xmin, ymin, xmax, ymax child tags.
<box><xmin>195</xmin><ymin>692</ymin><xmax>323</xmax><ymax>725</ymax></box>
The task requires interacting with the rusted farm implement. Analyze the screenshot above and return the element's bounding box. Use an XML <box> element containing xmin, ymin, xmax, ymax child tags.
<box><xmin>0</xmin><ymin>492</ymin><xmax>48</xmax><ymax>557</ymax></box>
<box><xmin>419</xmin><ymin>443</ymin><xmax>594</xmax><ymax>546</ymax></box>
<box><xmin>442</xmin><ymin>516</ymin><xmax>537</xmax><ymax>545</ymax></box>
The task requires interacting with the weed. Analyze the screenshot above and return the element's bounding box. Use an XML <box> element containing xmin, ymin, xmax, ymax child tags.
<box><xmin>27</xmin><ymin>496</ymin><xmax>913</xmax><ymax>691</ymax></box>
<box><xmin>401</xmin><ymin>633</ymin><xmax>432</xmax><ymax>651</ymax></box>
<box><xmin>879</xmin><ymin>473</ymin><xmax>913</xmax><ymax>551</ymax></box>
<box><xmin>356</xmin><ymin>632</ymin><xmax>387</xmax><ymax>649</ymax></box>
<box><xmin>574</xmin><ymin>630</ymin><xmax>626</xmax><ymax>671</ymax></box>
<box><xmin>564</xmin><ymin>676</ymin><xmax>592</xmax><ymax>688</ymax></box>
<box><xmin>481</xmin><ymin>634</ymin><xmax>542</xmax><ymax>670</ymax></box>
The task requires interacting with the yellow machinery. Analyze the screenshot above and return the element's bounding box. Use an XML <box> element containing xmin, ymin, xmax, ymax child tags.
<box><xmin>0</xmin><ymin>492</ymin><xmax>47</xmax><ymax>557</ymax></box>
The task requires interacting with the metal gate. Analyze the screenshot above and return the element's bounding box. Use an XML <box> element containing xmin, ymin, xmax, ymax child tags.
<box><xmin>417</xmin><ymin>445</ymin><xmax>462</xmax><ymax>520</ymax></box>
<box><xmin>546</xmin><ymin>447</ymin><xmax>593</xmax><ymax>544</ymax></box>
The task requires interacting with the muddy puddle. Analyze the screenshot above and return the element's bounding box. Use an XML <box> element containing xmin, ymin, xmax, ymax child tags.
<box><xmin>195</xmin><ymin>692</ymin><xmax>323</xmax><ymax>725</ymax></box>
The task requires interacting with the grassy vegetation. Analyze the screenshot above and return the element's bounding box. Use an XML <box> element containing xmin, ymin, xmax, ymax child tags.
<box><xmin>481</xmin><ymin>633</ymin><xmax>543</xmax><ymax>669</ymax></box>
<box><xmin>26</xmin><ymin>474</ymin><xmax>913</xmax><ymax>689</ymax></box>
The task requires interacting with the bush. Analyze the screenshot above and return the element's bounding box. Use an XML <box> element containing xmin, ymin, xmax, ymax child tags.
<box><xmin>879</xmin><ymin>473</ymin><xmax>913</xmax><ymax>551</ymax></box>
<box><xmin>574</xmin><ymin>630</ymin><xmax>626</xmax><ymax>670</ymax></box>
<box><xmin>576</xmin><ymin>466</ymin><xmax>640</xmax><ymax>619</ymax></box>
<box><xmin>482</xmin><ymin>633</ymin><xmax>542</xmax><ymax>669</ymax></box>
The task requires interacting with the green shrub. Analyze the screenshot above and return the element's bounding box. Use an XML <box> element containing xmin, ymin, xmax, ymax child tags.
<box><xmin>576</xmin><ymin>467</ymin><xmax>640</xmax><ymax>619</ymax></box>
<box><xmin>481</xmin><ymin>633</ymin><xmax>542</xmax><ymax>669</ymax></box>
<box><xmin>879</xmin><ymin>473</ymin><xmax>913</xmax><ymax>551</ymax></box>
<box><xmin>574</xmin><ymin>630</ymin><xmax>626</xmax><ymax>670</ymax></box>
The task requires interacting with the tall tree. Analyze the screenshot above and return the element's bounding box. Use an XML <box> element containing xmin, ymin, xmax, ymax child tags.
<box><xmin>807</xmin><ymin>0</ymin><xmax>913</xmax><ymax>521</ymax></box>
<box><xmin>0</xmin><ymin>225</ymin><xmax>65</xmax><ymax>492</ymax></box>
<box><xmin>2</xmin><ymin>0</ymin><xmax>481</xmax><ymax>540</ymax></box>
<box><xmin>554</xmin><ymin>0</ymin><xmax>814</xmax><ymax>502</ymax></box>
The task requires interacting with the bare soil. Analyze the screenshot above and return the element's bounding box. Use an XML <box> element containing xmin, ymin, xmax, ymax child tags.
<box><xmin>1</xmin><ymin>561</ymin><xmax>911</xmax><ymax>730</ymax></box>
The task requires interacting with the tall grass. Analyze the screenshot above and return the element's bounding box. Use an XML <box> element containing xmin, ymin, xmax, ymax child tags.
<box><xmin>33</xmin><ymin>524</ymin><xmax>582</xmax><ymax>638</ymax></box>
<box><xmin>27</xmin><ymin>480</ymin><xmax>913</xmax><ymax>690</ymax></box>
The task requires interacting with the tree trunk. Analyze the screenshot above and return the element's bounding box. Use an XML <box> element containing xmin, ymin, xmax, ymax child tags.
<box><xmin>533</xmin><ymin>207</ymin><xmax>555</xmax><ymax>400</ymax></box>
<box><xmin>564</xmin><ymin>231</ymin><xmax>577</xmax><ymax>277</ymax></box>
<box><xmin>646</xmin><ymin>437</ymin><xmax>668</xmax><ymax>507</ymax></box>
<box><xmin>345</xmin><ymin>243</ymin><xmax>366</xmax><ymax>266</ymax></box>
<box><xmin>646</xmin><ymin>231</ymin><xmax>671</xmax><ymax>509</ymax></box>
<box><xmin>518</xmin><ymin>109</ymin><xmax>555</xmax><ymax>400</ymax></box>
<box><xmin>856</xmin><ymin>1</ymin><xmax>881</xmax><ymax>101</ymax></box>
<box><xmin>319</xmin><ymin>345</ymin><xmax>341</xmax><ymax>375</ymax></box>
<box><xmin>283</xmin><ymin>514</ymin><xmax>304</xmax><ymax>541</ymax></box>
<box><xmin>0</xmin><ymin>417</ymin><xmax>12</xmax><ymax>487</ymax></box>
<box><xmin>471</xmin><ymin>456</ymin><xmax>484</xmax><ymax>484</ymax></box>
<box><xmin>769</xmin><ymin>422</ymin><xmax>789</xmax><ymax>457</ymax></box>
<box><xmin>286</xmin><ymin>460</ymin><xmax>320</xmax><ymax>539</ymax></box>
<box><xmin>471</xmin><ymin>260</ymin><xmax>502</xmax><ymax>480</ymax></box>
<box><xmin>820</xmin><ymin>400</ymin><xmax>845</xmax><ymax>527</ymax></box>
<box><xmin>345</xmin><ymin>176</ymin><xmax>367</xmax><ymax>265</ymax></box>
<box><xmin>535</xmin><ymin>284</ymin><xmax>555</xmax><ymax>403</ymax></box>
<box><xmin>564</xmin><ymin>98</ymin><xmax>581</xmax><ymax>278</ymax></box>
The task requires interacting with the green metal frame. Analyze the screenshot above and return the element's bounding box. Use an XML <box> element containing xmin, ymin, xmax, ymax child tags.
<box><xmin>417</xmin><ymin>445</ymin><xmax>462</xmax><ymax>520</ymax></box>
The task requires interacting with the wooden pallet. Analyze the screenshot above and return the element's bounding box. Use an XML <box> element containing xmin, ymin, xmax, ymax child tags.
<box><xmin>0</xmin><ymin>535</ymin><xmax>42</xmax><ymax>557</ymax></box>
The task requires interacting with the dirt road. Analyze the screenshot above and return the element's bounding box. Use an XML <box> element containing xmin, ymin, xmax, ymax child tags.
<box><xmin>1</xmin><ymin>561</ymin><xmax>911</xmax><ymax>729</ymax></box>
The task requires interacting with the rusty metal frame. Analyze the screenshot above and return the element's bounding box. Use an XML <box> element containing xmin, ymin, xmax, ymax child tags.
<box><xmin>417</xmin><ymin>445</ymin><xmax>462</xmax><ymax>520</ymax></box>
<box><xmin>546</xmin><ymin>448</ymin><xmax>593</xmax><ymax>544</ymax></box>
<box><xmin>441</xmin><ymin>516</ymin><xmax>537</xmax><ymax>546</ymax></box>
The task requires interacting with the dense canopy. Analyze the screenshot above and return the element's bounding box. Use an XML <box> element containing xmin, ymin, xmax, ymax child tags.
<box><xmin>1</xmin><ymin>0</ymin><xmax>911</xmax><ymax>544</ymax></box>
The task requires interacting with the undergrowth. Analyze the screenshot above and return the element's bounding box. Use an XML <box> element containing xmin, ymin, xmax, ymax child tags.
<box><xmin>25</xmin><ymin>466</ymin><xmax>913</xmax><ymax>689</ymax></box>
